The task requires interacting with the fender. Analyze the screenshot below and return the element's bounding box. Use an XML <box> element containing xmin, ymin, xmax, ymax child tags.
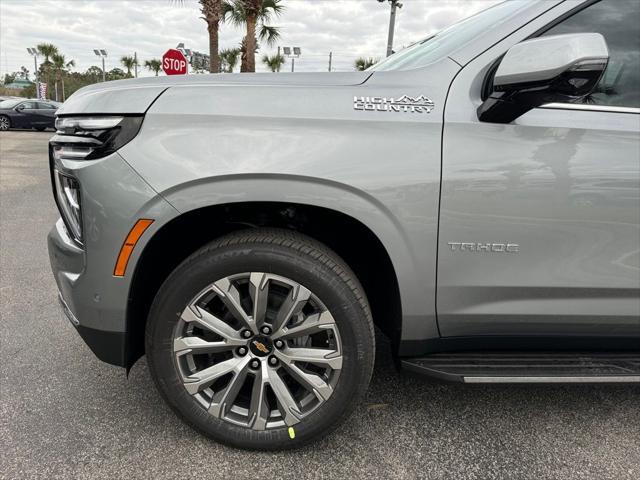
<box><xmin>128</xmin><ymin>173</ymin><xmax>440</xmax><ymax>343</ymax></box>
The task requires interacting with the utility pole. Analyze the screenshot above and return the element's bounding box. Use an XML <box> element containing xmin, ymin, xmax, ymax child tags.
<box><xmin>27</xmin><ymin>48</ymin><xmax>39</xmax><ymax>98</ymax></box>
<box><xmin>328</xmin><ymin>51</ymin><xmax>332</xmax><ymax>72</ymax></box>
<box><xmin>101</xmin><ymin>56</ymin><xmax>106</xmax><ymax>82</ymax></box>
<box><xmin>291</xmin><ymin>57</ymin><xmax>295</xmax><ymax>72</ymax></box>
<box><xmin>382</xmin><ymin>0</ymin><xmax>403</xmax><ymax>57</ymax></box>
<box><xmin>33</xmin><ymin>56</ymin><xmax>38</xmax><ymax>91</ymax></box>
<box><xmin>134</xmin><ymin>52</ymin><xmax>138</xmax><ymax>78</ymax></box>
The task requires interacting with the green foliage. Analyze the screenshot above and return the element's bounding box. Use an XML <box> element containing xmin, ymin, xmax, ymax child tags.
<box><xmin>3</xmin><ymin>73</ymin><xmax>17</xmax><ymax>85</ymax></box>
<box><xmin>223</xmin><ymin>0</ymin><xmax>284</xmax><ymax>71</ymax></box>
<box><xmin>144</xmin><ymin>59</ymin><xmax>162</xmax><ymax>76</ymax></box>
<box><xmin>354</xmin><ymin>57</ymin><xmax>378</xmax><ymax>71</ymax></box>
<box><xmin>220</xmin><ymin>47</ymin><xmax>241</xmax><ymax>72</ymax></box>
<box><xmin>120</xmin><ymin>56</ymin><xmax>138</xmax><ymax>77</ymax></box>
<box><xmin>261</xmin><ymin>53</ymin><xmax>285</xmax><ymax>72</ymax></box>
<box><xmin>223</xmin><ymin>0</ymin><xmax>283</xmax><ymax>46</ymax></box>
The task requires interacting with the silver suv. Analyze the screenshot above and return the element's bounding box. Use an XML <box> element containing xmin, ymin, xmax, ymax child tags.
<box><xmin>48</xmin><ymin>0</ymin><xmax>640</xmax><ymax>449</ymax></box>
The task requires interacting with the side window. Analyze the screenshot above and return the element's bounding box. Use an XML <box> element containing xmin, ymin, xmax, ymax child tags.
<box><xmin>19</xmin><ymin>101</ymin><xmax>37</xmax><ymax>109</ymax></box>
<box><xmin>37</xmin><ymin>102</ymin><xmax>56</xmax><ymax>109</ymax></box>
<box><xmin>542</xmin><ymin>0</ymin><xmax>640</xmax><ymax>108</ymax></box>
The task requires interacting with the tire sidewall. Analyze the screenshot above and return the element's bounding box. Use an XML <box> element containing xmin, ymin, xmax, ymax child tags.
<box><xmin>146</xmin><ymin>238</ymin><xmax>374</xmax><ymax>449</ymax></box>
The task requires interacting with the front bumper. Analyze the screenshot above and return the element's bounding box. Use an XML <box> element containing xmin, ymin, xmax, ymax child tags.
<box><xmin>49</xmin><ymin>218</ymin><xmax>129</xmax><ymax>366</ymax></box>
<box><xmin>47</xmin><ymin>150</ymin><xmax>177</xmax><ymax>367</ymax></box>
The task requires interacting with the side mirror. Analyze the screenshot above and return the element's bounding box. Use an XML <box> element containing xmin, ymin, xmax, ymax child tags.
<box><xmin>15</xmin><ymin>104</ymin><xmax>25</xmax><ymax>112</ymax></box>
<box><xmin>478</xmin><ymin>33</ymin><xmax>609</xmax><ymax>123</ymax></box>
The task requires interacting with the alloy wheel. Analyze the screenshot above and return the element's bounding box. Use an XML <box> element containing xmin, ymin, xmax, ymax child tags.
<box><xmin>173</xmin><ymin>272</ymin><xmax>343</xmax><ymax>431</ymax></box>
<box><xmin>0</xmin><ymin>117</ymin><xmax>9</xmax><ymax>131</ymax></box>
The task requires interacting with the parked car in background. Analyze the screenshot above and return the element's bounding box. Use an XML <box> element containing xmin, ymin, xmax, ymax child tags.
<box><xmin>0</xmin><ymin>98</ymin><xmax>58</xmax><ymax>131</ymax></box>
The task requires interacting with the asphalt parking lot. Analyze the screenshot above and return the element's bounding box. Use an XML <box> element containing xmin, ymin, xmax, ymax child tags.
<box><xmin>1</xmin><ymin>130</ymin><xmax>639</xmax><ymax>479</ymax></box>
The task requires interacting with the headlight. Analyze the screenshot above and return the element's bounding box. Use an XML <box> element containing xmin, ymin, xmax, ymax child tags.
<box><xmin>49</xmin><ymin>115</ymin><xmax>142</xmax><ymax>245</ymax></box>
<box><xmin>51</xmin><ymin>115</ymin><xmax>143</xmax><ymax>161</ymax></box>
<box><xmin>53</xmin><ymin>170</ymin><xmax>83</xmax><ymax>244</ymax></box>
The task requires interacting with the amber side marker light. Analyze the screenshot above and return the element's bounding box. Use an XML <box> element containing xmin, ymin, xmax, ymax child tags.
<box><xmin>114</xmin><ymin>219</ymin><xmax>154</xmax><ymax>277</ymax></box>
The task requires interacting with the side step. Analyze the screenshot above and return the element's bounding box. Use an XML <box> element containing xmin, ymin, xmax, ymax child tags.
<box><xmin>401</xmin><ymin>352</ymin><xmax>640</xmax><ymax>383</ymax></box>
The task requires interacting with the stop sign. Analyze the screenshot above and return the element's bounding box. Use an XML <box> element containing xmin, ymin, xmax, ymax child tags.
<box><xmin>162</xmin><ymin>49</ymin><xmax>188</xmax><ymax>75</ymax></box>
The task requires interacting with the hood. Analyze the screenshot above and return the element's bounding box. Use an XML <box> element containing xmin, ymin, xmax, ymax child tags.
<box><xmin>57</xmin><ymin>71</ymin><xmax>373</xmax><ymax>116</ymax></box>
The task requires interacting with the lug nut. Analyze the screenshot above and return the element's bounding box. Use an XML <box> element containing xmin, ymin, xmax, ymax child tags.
<box><xmin>268</xmin><ymin>356</ymin><xmax>278</xmax><ymax>366</ymax></box>
<box><xmin>250</xmin><ymin>359</ymin><xmax>261</xmax><ymax>369</ymax></box>
<box><xmin>261</xmin><ymin>325</ymin><xmax>271</xmax><ymax>335</ymax></box>
<box><xmin>237</xmin><ymin>346</ymin><xmax>247</xmax><ymax>356</ymax></box>
<box><xmin>242</xmin><ymin>330</ymin><xmax>252</xmax><ymax>339</ymax></box>
<box><xmin>274</xmin><ymin>339</ymin><xmax>284</xmax><ymax>349</ymax></box>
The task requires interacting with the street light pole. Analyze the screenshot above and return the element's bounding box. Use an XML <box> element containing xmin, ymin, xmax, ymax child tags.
<box><xmin>281</xmin><ymin>47</ymin><xmax>301</xmax><ymax>73</ymax></box>
<box><xmin>94</xmin><ymin>49</ymin><xmax>108</xmax><ymax>82</ymax></box>
<box><xmin>27</xmin><ymin>48</ymin><xmax>39</xmax><ymax>98</ymax></box>
<box><xmin>381</xmin><ymin>0</ymin><xmax>403</xmax><ymax>57</ymax></box>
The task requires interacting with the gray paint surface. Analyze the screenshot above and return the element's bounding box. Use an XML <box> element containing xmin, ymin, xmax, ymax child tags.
<box><xmin>48</xmin><ymin>0</ymin><xmax>640</xmax><ymax>355</ymax></box>
<box><xmin>438</xmin><ymin>1</ymin><xmax>640</xmax><ymax>336</ymax></box>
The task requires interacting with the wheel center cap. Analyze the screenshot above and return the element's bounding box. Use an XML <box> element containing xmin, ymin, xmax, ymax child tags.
<box><xmin>249</xmin><ymin>336</ymin><xmax>273</xmax><ymax>357</ymax></box>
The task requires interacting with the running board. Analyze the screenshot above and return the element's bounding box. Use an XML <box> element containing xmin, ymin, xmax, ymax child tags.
<box><xmin>400</xmin><ymin>353</ymin><xmax>640</xmax><ymax>384</ymax></box>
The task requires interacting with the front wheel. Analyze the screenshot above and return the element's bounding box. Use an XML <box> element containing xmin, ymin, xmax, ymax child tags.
<box><xmin>146</xmin><ymin>229</ymin><xmax>375</xmax><ymax>449</ymax></box>
<box><xmin>0</xmin><ymin>116</ymin><xmax>10</xmax><ymax>131</ymax></box>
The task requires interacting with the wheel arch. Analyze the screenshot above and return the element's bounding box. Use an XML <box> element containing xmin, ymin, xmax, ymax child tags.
<box><xmin>125</xmin><ymin>197</ymin><xmax>410</xmax><ymax>368</ymax></box>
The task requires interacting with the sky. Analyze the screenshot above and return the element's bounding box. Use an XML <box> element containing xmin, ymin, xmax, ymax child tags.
<box><xmin>0</xmin><ymin>0</ymin><xmax>500</xmax><ymax>78</ymax></box>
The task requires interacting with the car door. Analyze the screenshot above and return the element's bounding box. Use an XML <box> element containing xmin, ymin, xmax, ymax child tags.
<box><xmin>36</xmin><ymin>102</ymin><xmax>58</xmax><ymax>128</ymax></box>
<box><xmin>13</xmin><ymin>101</ymin><xmax>39</xmax><ymax>128</ymax></box>
<box><xmin>437</xmin><ymin>0</ymin><xmax>640</xmax><ymax>338</ymax></box>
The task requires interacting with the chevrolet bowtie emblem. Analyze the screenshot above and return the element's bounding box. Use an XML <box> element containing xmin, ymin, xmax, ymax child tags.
<box><xmin>253</xmin><ymin>341</ymin><xmax>269</xmax><ymax>354</ymax></box>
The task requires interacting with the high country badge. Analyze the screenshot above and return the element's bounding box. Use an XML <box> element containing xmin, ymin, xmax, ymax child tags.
<box><xmin>353</xmin><ymin>95</ymin><xmax>434</xmax><ymax>113</ymax></box>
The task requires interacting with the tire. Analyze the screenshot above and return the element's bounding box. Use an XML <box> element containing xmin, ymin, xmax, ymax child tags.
<box><xmin>35</xmin><ymin>127</ymin><xmax>46</xmax><ymax>131</ymax></box>
<box><xmin>146</xmin><ymin>228</ymin><xmax>375</xmax><ymax>450</ymax></box>
<box><xmin>0</xmin><ymin>115</ymin><xmax>10</xmax><ymax>131</ymax></box>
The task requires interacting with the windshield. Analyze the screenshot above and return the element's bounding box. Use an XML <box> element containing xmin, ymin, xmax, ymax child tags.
<box><xmin>0</xmin><ymin>99</ymin><xmax>22</xmax><ymax>109</ymax></box>
<box><xmin>370</xmin><ymin>1</ymin><xmax>531</xmax><ymax>72</ymax></box>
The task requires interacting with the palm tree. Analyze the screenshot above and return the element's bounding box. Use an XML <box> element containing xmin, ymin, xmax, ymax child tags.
<box><xmin>120</xmin><ymin>56</ymin><xmax>137</xmax><ymax>78</ymax></box>
<box><xmin>200</xmin><ymin>0</ymin><xmax>224</xmax><ymax>72</ymax></box>
<box><xmin>261</xmin><ymin>53</ymin><xmax>285</xmax><ymax>72</ymax></box>
<box><xmin>51</xmin><ymin>53</ymin><xmax>75</xmax><ymax>101</ymax></box>
<box><xmin>174</xmin><ymin>0</ymin><xmax>224</xmax><ymax>72</ymax></box>
<box><xmin>355</xmin><ymin>57</ymin><xmax>377</xmax><ymax>71</ymax></box>
<box><xmin>144</xmin><ymin>59</ymin><xmax>162</xmax><ymax>76</ymax></box>
<box><xmin>36</xmin><ymin>43</ymin><xmax>58</xmax><ymax>65</ymax></box>
<box><xmin>224</xmin><ymin>0</ymin><xmax>284</xmax><ymax>72</ymax></box>
<box><xmin>220</xmin><ymin>47</ymin><xmax>241</xmax><ymax>73</ymax></box>
<box><xmin>36</xmin><ymin>43</ymin><xmax>59</xmax><ymax>97</ymax></box>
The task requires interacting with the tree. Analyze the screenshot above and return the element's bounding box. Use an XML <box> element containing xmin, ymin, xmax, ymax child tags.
<box><xmin>175</xmin><ymin>0</ymin><xmax>223</xmax><ymax>72</ymax></box>
<box><xmin>19</xmin><ymin>66</ymin><xmax>30</xmax><ymax>81</ymax></box>
<box><xmin>120</xmin><ymin>56</ymin><xmax>138</xmax><ymax>78</ymax></box>
<box><xmin>2</xmin><ymin>73</ymin><xmax>16</xmax><ymax>85</ymax></box>
<box><xmin>36</xmin><ymin>43</ymin><xmax>59</xmax><ymax>95</ymax></box>
<box><xmin>108</xmin><ymin>68</ymin><xmax>127</xmax><ymax>81</ymax></box>
<box><xmin>200</xmin><ymin>0</ymin><xmax>223</xmax><ymax>73</ymax></box>
<box><xmin>220</xmin><ymin>47</ymin><xmax>241</xmax><ymax>73</ymax></box>
<box><xmin>51</xmin><ymin>53</ymin><xmax>75</xmax><ymax>101</ymax></box>
<box><xmin>354</xmin><ymin>57</ymin><xmax>377</xmax><ymax>71</ymax></box>
<box><xmin>144</xmin><ymin>59</ymin><xmax>163</xmax><ymax>76</ymax></box>
<box><xmin>36</xmin><ymin>43</ymin><xmax>58</xmax><ymax>65</ymax></box>
<box><xmin>224</xmin><ymin>0</ymin><xmax>283</xmax><ymax>72</ymax></box>
<box><xmin>85</xmin><ymin>66</ymin><xmax>104</xmax><ymax>82</ymax></box>
<box><xmin>261</xmin><ymin>53</ymin><xmax>285</xmax><ymax>72</ymax></box>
